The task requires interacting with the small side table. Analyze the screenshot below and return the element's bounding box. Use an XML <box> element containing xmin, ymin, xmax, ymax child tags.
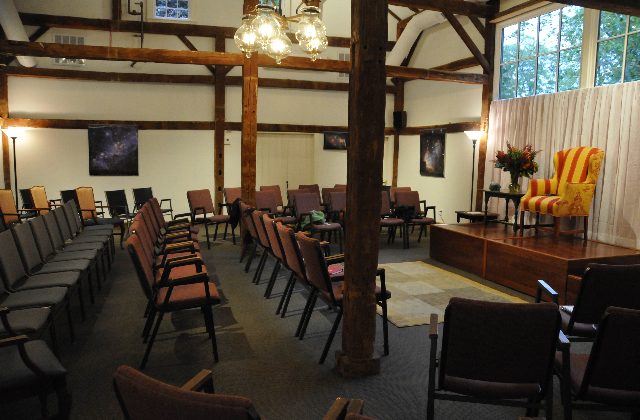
<box><xmin>455</xmin><ymin>210</ymin><xmax>498</xmax><ymax>223</ymax></box>
<box><xmin>482</xmin><ymin>189</ymin><xmax>525</xmax><ymax>232</ymax></box>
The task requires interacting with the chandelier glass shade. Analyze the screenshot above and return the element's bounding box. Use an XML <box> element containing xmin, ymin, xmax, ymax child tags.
<box><xmin>234</xmin><ymin>2</ymin><xmax>328</xmax><ymax>64</ymax></box>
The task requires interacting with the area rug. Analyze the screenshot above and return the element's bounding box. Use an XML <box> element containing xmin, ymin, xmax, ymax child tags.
<box><xmin>376</xmin><ymin>261</ymin><xmax>525</xmax><ymax>327</ymax></box>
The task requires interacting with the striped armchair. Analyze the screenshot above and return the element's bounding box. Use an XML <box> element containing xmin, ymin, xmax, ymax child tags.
<box><xmin>519</xmin><ymin>147</ymin><xmax>604</xmax><ymax>240</ymax></box>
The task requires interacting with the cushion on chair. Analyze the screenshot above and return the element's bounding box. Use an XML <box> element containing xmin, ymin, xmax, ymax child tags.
<box><xmin>30</xmin><ymin>187</ymin><xmax>50</xmax><ymax>214</ymax></box>
<box><xmin>35</xmin><ymin>259</ymin><xmax>90</xmax><ymax>274</ymax></box>
<box><xmin>311</xmin><ymin>222</ymin><xmax>341</xmax><ymax>232</ymax></box>
<box><xmin>0</xmin><ymin>340</ymin><xmax>66</xmax><ymax>392</ymax></box>
<box><xmin>187</xmin><ymin>190</ymin><xmax>216</xmax><ymax>214</ymax></box>
<box><xmin>560</xmin><ymin>309</ymin><xmax>597</xmax><ymax>338</ymax></box>
<box><xmin>380</xmin><ymin>217</ymin><xmax>404</xmax><ymax>226</ymax></box>
<box><xmin>0</xmin><ymin>308</ymin><xmax>51</xmax><ymax>336</ymax></box>
<box><xmin>13</xmin><ymin>272</ymin><xmax>79</xmax><ymax>290</ymax></box>
<box><xmin>409</xmin><ymin>217</ymin><xmax>435</xmax><ymax>225</ymax></box>
<box><xmin>0</xmin><ymin>189</ymin><xmax>19</xmax><ymax>225</ymax></box>
<box><xmin>155</xmin><ymin>282</ymin><xmax>220</xmax><ymax>311</ymax></box>
<box><xmin>274</xmin><ymin>216</ymin><xmax>296</xmax><ymax>225</ymax></box>
<box><xmin>0</xmin><ymin>287</ymin><xmax>68</xmax><ymax>309</ymax></box>
<box><xmin>442</xmin><ymin>375</ymin><xmax>541</xmax><ymax>399</ymax></box>
<box><xmin>205</xmin><ymin>215</ymin><xmax>230</xmax><ymax>224</ymax></box>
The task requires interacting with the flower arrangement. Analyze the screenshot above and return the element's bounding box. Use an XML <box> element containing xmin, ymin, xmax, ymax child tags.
<box><xmin>495</xmin><ymin>143</ymin><xmax>539</xmax><ymax>191</ymax></box>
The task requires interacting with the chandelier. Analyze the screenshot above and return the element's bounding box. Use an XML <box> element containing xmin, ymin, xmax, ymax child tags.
<box><xmin>234</xmin><ymin>1</ymin><xmax>328</xmax><ymax>64</ymax></box>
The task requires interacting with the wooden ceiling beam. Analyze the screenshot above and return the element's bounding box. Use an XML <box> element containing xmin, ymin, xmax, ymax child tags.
<box><xmin>443</xmin><ymin>10</ymin><xmax>492</xmax><ymax>74</ymax></box>
<box><xmin>388</xmin><ymin>0</ymin><xmax>492</xmax><ymax>17</ymax></box>
<box><xmin>17</xmin><ymin>13</ymin><xmax>395</xmax><ymax>51</ymax></box>
<box><xmin>386</xmin><ymin>65</ymin><xmax>488</xmax><ymax>84</ymax></box>
<box><xmin>177</xmin><ymin>35</ymin><xmax>216</xmax><ymax>75</ymax></box>
<box><xmin>548</xmin><ymin>0</ymin><xmax>640</xmax><ymax>17</ymax></box>
<box><xmin>430</xmin><ymin>56</ymin><xmax>478</xmax><ymax>71</ymax></box>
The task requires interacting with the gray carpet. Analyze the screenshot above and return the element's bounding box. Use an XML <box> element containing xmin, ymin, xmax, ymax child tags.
<box><xmin>2</xmin><ymin>230</ymin><xmax>627</xmax><ymax>420</ymax></box>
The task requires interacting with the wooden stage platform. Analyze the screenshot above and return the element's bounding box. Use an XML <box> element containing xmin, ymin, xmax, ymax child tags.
<box><xmin>430</xmin><ymin>223</ymin><xmax>640</xmax><ymax>304</ymax></box>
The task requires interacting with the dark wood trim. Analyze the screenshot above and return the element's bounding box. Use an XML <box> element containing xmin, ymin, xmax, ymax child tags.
<box><xmin>549</xmin><ymin>0</ymin><xmax>640</xmax><ymax>17</ymax></box>
<box><xmin>386</xmin><ymin>65</ymin><xmax>488</xmax><ymax>84</ymax></box>
<box><xmin>389</xmin><ymin>9</ymin><xmax>402</xmax><ymax>21</ymax></box>
<box><xmin>443</xmin><ymin>11</ymin><xmax>492</xmax><ymax>74</ymax></box>
<box><xmin>0</xmin><ymin>73</ymin><xmax>10</xmax><ymax>189</ymax></box>
<box><xmin>29</xmin><ymin>26</ymin><xmax>51</xmax><ymax>42</ymax></box>
<box><xmin>214</xmin><ymin>36</ymin><xmax>226</xmax><ymax>211</ymax></box>
<box><xmin>241</xmin><ymin>54</ymin><xmax>258</xmax><ymax>206</ymax></box>
<box><xmin>397</xmin><ymin>121</ymin><xmax>481</xmax><ymax>135</ymax></box>
<box><xmin>430</xmin><ymin>56</ymin><xmax>479</xmax><ymax>71</ymax></box>
<box><xmin>177</xmin><ymin>35</ymin><xmax>216</xmax><ymax>75</ymax></box>
<box><xmin>388</xmin><ymin>0</ymin><xmax>492</xmax><ymax>17</ymax></box>
<box><xmin>469</xmin><ymin>16</ymin><xmax>486</xmax><ymax>35</ymax></box>
<box><xmin>392</xmin><ymin>80</ymin><xmax>405</xmax><ymax>187</ymax></box>
<box><xmin>256</xmin><ymin>123</ymin><xmax>348</xmax><ymax>133</ymax></box>
<box><xmin>492</xmin><ymin>0</ymin><xmax>549</xmax><ymax>23</ymax></box>
<box><xmin>112</xmin><ymin>0</ymin><xmax>122</xmax><ymax>21</ymax></box>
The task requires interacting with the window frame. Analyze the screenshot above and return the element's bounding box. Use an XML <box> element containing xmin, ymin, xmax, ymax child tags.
<box><xmin>147</xmin><ymin>0</ymin><xmax>194</xmax><ymax>22</ymax></box>
<box><xmin>595</xmin><ymin>12</ymin><xmax>640</xmax><ymax>86</ymax></box>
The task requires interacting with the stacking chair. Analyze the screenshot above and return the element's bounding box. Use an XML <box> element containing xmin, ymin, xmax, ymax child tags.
<box><xmin>299</xmin><ymin>184</ymin><xmax>321</xmax><ymax>202</ymax></box>
<box><xmin>0</xmin><ymin>306</ymin><xmax>54</xmax><ymax>350</ymax></box>
<box><xmin>221</xmin><ymin>187</ymin><xmax>242</xmax><ymax>212</ymax></box>
<box><xmin>394</xmin><ymin>190</ymin><xmax>436</xmax><ymax>248</ymax></box>
<box><xmin>240</xmin><ymin>203</ymin><xmax>259</xmax><ymax>269</ymax></box>
<box><xmin>327</xmin><ymin>191</ymin><xmax>346</xmax><ymax>226</ymax></box>
<box><xmin>389</xmin><ymin>186</ymin><xmax>411</xmax><ymax>207</ymax></box>
<box><xmin>261</xmin><ymin>213</ymin><xmax>287</xmax><ymax>299</ymax></box>
<box><xmin>426</xmin><ymin>298</ymin><xmax>560</xmax><ymax>420</ymax></box>
<box><xmin>19</xmin><ymin>189</ymin><xmax>38</xmax><ymax>219</ymax></box>
<box><xmin>536</xmin><ymin>263</ymin><xmax>640</xmax><ymax>341</ymax></box>
<box><xmin>28</xmin><ymin>186</ymin><xmax>61</xmax><ymax>216</ymax></box>
<box><xmin>295</xmin><ymin>232</ymin><xmax>389</xmax><ymax>363</ymax></box>
<box><xmin>321</xmin><ymin>187</ymin><xmax>339</xmax><ymax>209</ymax></box>
<box><xmin>133</xmin><ymin>187</ymin><xmax>173</xmax><ymax>219</ymax></box>
<box><xmin>105</xmin><ymin>189</ymin><xmax>136</xmax><ymax>226</ymax></box>
<box><xmin>114</xmin><ymin>365</ymin><xmax>260</xmax><ymax>420</ymax></box>
<box><xmin>75</xmin><ymin>187</ymin><xmax>125</xmax><ymax>248</ymax></box>
<box><xmin>255</xmin><ymin>190</ymin><xmax>296</xmax><ymax>225</ymax></box>
<box><xmin>0</xmin><ymin>189</ymin><xmax>31</xmax><ymax>227</ymax></box>
<box><xmin>380</xmin><ymin>191</ymin><xmax>404</xmax><ymax>244</ymax></box>
<box><xmin>275</xmin><ymin>221</ymin><xmax>310</xmax><ymax>319</ymax></box>
<box><xmin>57</xmin><ymin>204</ymin><xmax>114</xmax><ymax>261</ymax></box>
<box><xmin>555</xmin><ymin>307</ymin><xmax>640</xmax><ymax>420</ymax></box>
<box><xmin>295</xmin><ymin>192</ymin><xmax>343</xmax><ymax>252</ymax></box>
<box><xmin>259</xmin><ymin>185</ymin><xmax>285</xmax><ymax>212</ymax></box>
<box><xmin>126</xmin><ymin>233</ymin><xmax>220</xmax><ymax>369</ymax></box>
<box><xmin>248</xmin><ymin>210</ymin><xmax>272</xmax><ymax>285</ymax></box>
<box><xmin>187</xmin><ymin>189</ymin><xmax>232</xmax><ymax>248</ymax></box>
<box><xmin>0</xmin><ymin>335</ymin><xmax>71</xmax><ymax>419</ymax></box>
<box><xmin>147</xmin><ymin>198</ymin><xmax>198</xmax><ymax>239</ymax></box>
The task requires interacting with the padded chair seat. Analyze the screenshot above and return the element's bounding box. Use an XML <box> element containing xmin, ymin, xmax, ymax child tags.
<box><xmin>275</xmin><ymin>216</ymin><xmax>297</xmax><ymax>225</ymax></box>
<box><xmin>82</xmin><ymin>225</ymin><xmax>114</xmax><ymax>232</ymax></box>
<box><xmin>155</xmin><ymin>264</ymin><xmax>209</xmax><ymax>284</ymax></box>
<box><xmin>380</xmin><ymin>217</ymin><xmax>404</xmax><ymax>226</ymax></box>
<box><xmin>409</xmin><ymin>217</ymin><xmax>435</xmax><ymax>224</ymax></box>
<box><xmin>311</xmin><ymin>222</ymin><xmax>342</xmax><ymax>232</ymax></box>
<box><xmin>560</xmin><ymin>307</ymin><xmax>597</xmax><ymax>338</ymax></box>
<box><xmin>84</xmin><ymin>217</ymin><xmax>122</xmax><ymax>227</ymax></box>
<box><xmin>35</xmin><ymin>259</ymin><xmax>89</xmax><ymax>274</ymax></box>
<box><xmin>49</xmin><ymin>249</ymin><xmax>98</xmax><ymax>262</ymax></box>
<box><xmin>0</xmin><ymin>307</ymin><xmax>51</xmax><ymax>336</ymax></box>
<box><xmin>204</xmin><ymin>215</ymin><xmax>230</xmax><ymax>223</ymax></box>
<box><xmin>14</xmin><ymin>272</ymin><xmax>79</xmax><ymax>290</ymax></box>
<box><xmin>61</xmin><ymin>242</ymin><xmax>104</xmax><ymax>252</ymax></box>
<box><xmin>66</xmin><ymin>236</ymin><xmax>107</xmax><ymax>245</ymax></box>
<box><xmin>442</xmin><ymin>375</ymin><xmax>542</xmax><ymax>400</ymax></box>
<box><xmin>0</xmin><ymin>339</ymin><xmax>66</xmax><ymax>391</ymax></box>
<box><xmin>155</xmin><ymin>282</ymin><xmax>220</xmax><ymax>311</ymax></box>
<box><xmin>1</xmin><ymin>287</ymin><xmax>68</xmax><ymax>309</ymax></box>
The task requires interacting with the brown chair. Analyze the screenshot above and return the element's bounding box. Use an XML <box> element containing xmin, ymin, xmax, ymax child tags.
<box><xmin>380</xmin><ymin>191</ymin><xmax>404</xmax><ymax>244</ymax></box>
<box><xmin>187</xmin><ymin>189</ymin><xmax>232</xmax><ymax>248</ymax></box>
<box><xmin>114</xmin><ymin>365</ymin><xmax>260</xmax><ymax>420</ymax></box>
<box><xmin>239</xmin><ymin>202</ymin><xmax>259</xmax><ymax>270</ymax></box>
<box><xmin>394</xmin><ymin>190</ymin><xmax>435</xmax><ymax>248</ymax></box>
<box><xmin>536</xmin><ymin>263</ymin><xmax>640</xmax><ymax>342</ymax></box>
<box><xmin>255</xmin><ymin>190</ymin><xmax>296</xmax><ymax>225</ymax></box>
<box><xmin>327</xmin><ymin>191</ymin><xmax>347</xmax><ymax>226</ymax></box>
<box><xmin>261</xmin><ymin>213</ymin><xmax>287</xmax><ymax>299</ymax></box>
<box><xmin>389</xmin><ymin>186</ymin><xmax>411</xmax><ymax>207</ymax></box>
<box><xmin>295</xmin><ymin>192</ymin><xmax>343</xmax><ymax>252</ymax></box>
<box><xmin>555</xmin><ymin>307</ymin><xmax>640</xmax><ymax>420</ymax></box>
<box><xmin>221</xmin><ymin>187</ymin><xmax>242</xmax><ymax>215</ymax></box>
<box><xmin>248</xmin><ymin>210</ymin><xmax>272</xmax><ymax>285</ymax></box>
<box><xmin>28</xmin><ymin>186</ymin><xmax>61</xmax><ymax>215</ymax></box>
<box><xmin>295</xmin><ymin>232</ymin><xmax>389</xmax><ymax>363</ymax></box>
<box><xmin>0</xmin><ymin>335</ymin><xmax>71</xmax><ymax>419</ymax></box>
<box><xmin>274</xmin><ymin>221</ymin><xmax>310</xmax><ymax>320</ymax></box>
<box><xmin>426</xmin><ymin>298</ymin><xmax>560</xmax><ymax>419</ymax></box>
<box><xmin>75</xmin><ymin>187</ymin><xmax>126</xmax><ymax>248</ymax></box>
<box><xmin>0</xmin><ymin>189</ymin><xmax>30</xmax><ymax>228</ymax></box>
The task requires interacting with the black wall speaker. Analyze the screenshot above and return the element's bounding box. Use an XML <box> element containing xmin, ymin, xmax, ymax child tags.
<box><xmin>393</xmin><ymin>111</ymin><xmax>407</xmax><ymax>130</ymax></box>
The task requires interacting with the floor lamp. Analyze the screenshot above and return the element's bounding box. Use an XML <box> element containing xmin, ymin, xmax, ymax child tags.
<box><xmin>464</xmin><ymin>131</ymin><xmax>483</xmax><ymax>211</ymax></box>
<box><xmin>2</xmin><ymin>128</ymin><xmax>19</xmax><ymax>210</ymax></box>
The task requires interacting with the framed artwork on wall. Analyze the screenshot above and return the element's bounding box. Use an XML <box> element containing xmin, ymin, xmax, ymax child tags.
<box><xmin>323</xmin><ymin>131</ymin><xmax>348</xmax><ymax>150</ymax></box>
<box><xmin>420</xmin><ymin>130</ymin><xmax>445</xmax><ymax>177</ymax></box>
<box><xmin>88</xmin><ymin>125</ymin><xmax>139</xmax><ymax>176</ymax></box>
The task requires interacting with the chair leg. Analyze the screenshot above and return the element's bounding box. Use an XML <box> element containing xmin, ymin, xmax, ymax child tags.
<box><xmin>204</xmin><ymin>222</ymin><xmax>211</xmax><ymax>249</ymax></box>
<box><xmin>87</xmin><ymin>266</ymin><xmax>95</xmax><ymax>305</ymax></box>
<box><xmin>319</xmin><ymin>307</ymin><xmax>342</xmax><ymax>364</ymax></box>
<box><xmin>296</xmin><ymin>290</ymin><xmax>316</xmax><ymax>337</ymax></box>
<box><xmin>203</xmin><ymin>305</ymin><xmax>219</xmax><ymax>362</ymax></box>
<box><xmin>223</xmin><ymin>222</ymin><xmax>229</xmax><ymax>240</ymax></box>
<box><xmin>264</xmin><ymin>261</ymin><xmax>281</xmax><ymax>298</ymax></box>
<box><xmin>519</xmin><ymin>211</ymin><xmax>525</xmax><ymax>235</ymax></box>
<box><xmin>252</xmin><ymin>252</ymin><xmax>268</xmax><ymax>284</ymax></box>
<box><xmin>213</xmin><ymin>223</ymin><xmax>220</xmax><ymax>241</ymax></box>
<box><xmin>142</xmin><ymin>307</ymin><xmax>157</xmax><ymax>342</ymax></box>
<box><xmin>140</xmin><ymin>311</ymin><xmax>165</xmax><ymax>369</ymax></box>
<box><xmin>49</xmin><ymin>320</ymin><xmax>59</xmax><ymax>357</ymax></box>
<box><xmin>381</xmin><ymin>299</ymin><xmax>389</xmax><ymax>356</ymax></box>
<box><xmin>280</xmin><ymin>274</ymin><xmax>297</xmax><ymax>318</ymax></box>
<box><xmin>299</xmin><ymin>292</ymin><xmax>318</xmax><ymax>340</ymax></box>
<box><xmin>244</xmin><ymin>242</ymin><xmax>257</xmax><ymax>272</ymax></box>
<box><xmin>583</xmin><ymin>216</ymin><xmax>588</xmax><ymax>241</ymax></box>
<box><xmin>277</xmin><ymin>272</ymin><xmax>295</xmax><ymax>315</ymax></box>
<box><xmin>54</xmin><ymin>378</ymin><xmax>72</xmax><ymax>420</ymax></box>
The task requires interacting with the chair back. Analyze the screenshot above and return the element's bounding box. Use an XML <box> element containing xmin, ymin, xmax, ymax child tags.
<box><xmin>380</xmin><ymin>191</ymin><xmax>393</xmax><ymax>216</ymax></box>
<box><xmin>286</xmin><ymin>189</ymin><xmax>305</xmax><ymax>209</ymax></box>
<box><xmin>149</xmin><ymin>198</ymin><xmax>167</xmax><ymax>228</ymax></box>
<box><xmin>62</xmin><ymin>202</ymin><xmax>82</xmax><ymax>235</ymax></box>
<box><xmin>576</xmin><ymin>307</ymin><xmax>640</xmax><ymax>399</ymax></box>
<box><xmin>250</xmin><ymin>210</ymin><xmax>269</xmax><ymax>249</ymax></box>
<box><xmin>20</xmin><ymin>189</ymin><xmax>33</xmax><ymax>209</ymax></box>
<box><xmin>0</xmin><ymin>189</ymin><xmax>19</xmax><ymax>225</ymax></box>
<box><xmin>334</xmin><ymin>184</ymin><xmax>347</xmax><ymax>190</ymax></box>
<box><xmin>262</xmin><ymin>214</ymin><xmax>283</xmax><ymax>261</ymax></box>
<box><xmin>133</xmin><ymin>187</ymin><xmax>153</xmax><ymax>209</ymax></box>
<box><xmin>295</xmin><ymin>232</ymin><xmax>334</xmax><ymax>299</ymax></box>
<box><xmin>60</xmin><ymin>189</ymin><xmax>77</xmax><ymax>206</ymax></box>
<box><xmin>394</xmin><ymin>191</ymin><xmax>420</xmax><ymax>213</ymax></box>
<box><xmin>328</xmin><ymin>191</ymin><xmax>346</xmax><ymax>213</ymax></box>
<box><xmin>439</xmin><ymin>298</ymin><xmax>560</xmax><ymax>396</ymax></box>
<box><xmin>125</xmin><ymin>234</ymin><xmax>155</xmax><ymax>299</ymax></box>
<box><xmin>28</xmin><ymin>217</ymin><xmax>56</xmax><ymax>261</ymax></box>
<box><xmin>52</xmin><ymin>207</ymin><xmax>74</xmax><ymax>241</ymax></box>
<box><xmin>29</xmin><ymin>186</ymin><xmax>50</xmax><ymax>214</ymax></box>
<box><xmin>75</xmin><ymin>187</ymin><xmax>97</xmax><ymax>220</ymax></box>
<box><xmin>42</xmin><ymin>213</ymin><xmax>66</xmax><ymax>250</ymax></box>
<box><xmin>294</xmin><ymin>192</ymin><xmax>322</xmax><ymax>217</ymax></box>
<box><xmin>240</xmin><ymin>204</ymin><xmax>258</xmax><ymax>240</ymax></box>
<box><xmin>187</xmin><ymin>189</ymin><xmax>215</xmax><ymax>215</ymax></box>
<box><xmin>223</xmin><ymin>188</ymin><xmax>242</xmax><ymax>205</ymax></box>
<box><xmin>570</xmin><ymin>263</ymin><xmax>640</xmax><ymax>326</ymax></box>
<box><xmin>259</xmin><ymin>185</ymin><xmax>283</xmax><ymax>207</ymax></box>
<box><xmin>113</xmin><ymin>365</ymin><xmax>260</xmax><ymax>420</ymax></box>
<box><xmin>105</xmin><ymin>190</ymin><xmax>130</xmax><ymax>218</ymax></box>
<box><xmin>11</xmin><ymin>222</ymin><xmax>46</xmax><ymax>274</ymax></box>
<box><xmin>276</xmin><ymin>222</ymin><xmax>305</xmax><ymax>280</ymax></box>
<box><xmin>552</xmin><ymin>147</ymin><xmax>604</xmax><ymax>197</ymax></box>
<box><xmin>390</xmin><ymin>187</ymin><xmax>411</xmax><ymax>204</ymax></box>
<box><xmin>255</xmin><ymin>191</ymin><xmax>279</xmax><ymax>214</ymax></box>
<box><xmin>0</xmin><ymin>229</ymin><xmax>29</xmax><ymax>290</ymax></box>
<box><xmin>321</xmin><ymin>188</ymin><xmax>339</xmax><ymax>207</ymax></box>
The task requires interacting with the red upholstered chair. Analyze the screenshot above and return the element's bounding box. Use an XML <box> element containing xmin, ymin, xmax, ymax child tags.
<box><xmin>380</xmin><ymin>191</ymin><xmax>404</xmax><ymax>244</ymax></box>
<box><xmin>221</xmin><ymin>187</ymin><xmax>241</xmax><ymax>214</ymax></box>
<box><xmin>389</xmin><ymin>186</ymin><xmax>411</xmax><ymax>207</ymax></box>
<box><xmin>260</xmin><ymin>185</ymin><xmax>283</xmax><ymax>206</ymax></box>
<box><xmin>255</xmin><ymin>190</ymin><xmax>296</xmax><ymax>225</ymax></box>
<box><xmin>327</xmin><ymin>191</ymin><xmax>346</xmax><ymax>225</ymax></box>
<box><xmin>426</xmin><ymin>298</ymin><xmax>560</xmax><ymax>420</ymax></box>
<box><xmin>114</xmin><ymin>365</ymin><xmax>260</xmax><ymax>420</ymax></box>
<box><xmin>0</xmin><ymin>189</ymin><xmax>27</xmax><ymax>228</ymax></box>
<box><xmin>394</xmin><ymin>190</ymin><xmax>436</xmax><ymax>248</ymax></box>
<box><xmin>187</xmin><ymin>189</ymin><xmax>232</xmax><ymax>248</ymax></box>
<box><xmin>555</xmin><ymin>307</ymin><xmax>640</xmax><ymax>420</ymax></box>
<box><xmin>520</xmin><ymin>147</ymin><xmax>605</xmax><ymax>240</ymax></box>
<box><xmin>294</xmin><ymin>192</ymin><xmax>343</xmax><ymax>252</ymax></box>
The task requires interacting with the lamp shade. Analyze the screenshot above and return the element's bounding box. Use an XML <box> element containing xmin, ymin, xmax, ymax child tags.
<box><xmin>464</xmin><ymin>131</ymin><xmax>483</xmax><ymax>142</ymax></box>
<box><xmin>1</xmin><ymin>127</ymin><xmax>22</xmax><ymax>138</ymax></box>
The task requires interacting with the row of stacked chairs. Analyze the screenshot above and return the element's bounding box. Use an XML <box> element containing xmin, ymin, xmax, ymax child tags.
<box><xmin>125</xmin><ymin>198</ymin><xmax>221</xmax><ymax>369</ymax></box>
<box><xmin>0</xmin><ymin>199</ymin><xmax>117</xmax><ymax>418</ymax></box>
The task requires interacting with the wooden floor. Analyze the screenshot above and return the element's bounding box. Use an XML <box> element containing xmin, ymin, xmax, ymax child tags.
<box><xmin>430</xmin><ymin>223</ymin><xmax>640</xmax><ymax>304</ymax></box>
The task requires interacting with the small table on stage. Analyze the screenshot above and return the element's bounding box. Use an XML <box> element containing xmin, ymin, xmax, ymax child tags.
<box><xmin>455</xmin><ymin>210</ymin><xmax>498</xmax><ymax>223</ymax></box>
<box><xmin>482</xmin><ymin>189</ymin><xmax>525</xmax><ymax>232</ymax></box>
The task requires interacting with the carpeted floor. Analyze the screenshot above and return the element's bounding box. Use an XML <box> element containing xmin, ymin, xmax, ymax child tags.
<box><xmin>2</xmin><ymin>230</ymin><xmax>627</xmax><ymax>420</ymax></box>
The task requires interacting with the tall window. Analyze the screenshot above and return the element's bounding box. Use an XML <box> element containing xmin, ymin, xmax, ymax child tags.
<box><xmin>595</xmin><ymin>12</ymin><xmax>640</xmax><ymax>86</ymax></box>
<box><xmin>499</xmin><ymin>6</ymin><xmax>584</xmax><ymax>99</ymax></box>
<box><xmin>153</xmin><ymin>0</ymin><xmax>190</xmax><ymax>20</ymax></box>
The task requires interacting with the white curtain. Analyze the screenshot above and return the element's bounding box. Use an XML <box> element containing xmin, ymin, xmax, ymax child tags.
<box><xmin>485</xmin><ymin>81</ymin><xmax>640</xmax><ymax>249</ymax></box>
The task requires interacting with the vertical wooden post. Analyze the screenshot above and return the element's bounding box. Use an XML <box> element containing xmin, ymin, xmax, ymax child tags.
<box><xmin>475</xmin><ymin>1</ymin><xmax>497</xmax><ymax>211</ymax></box>
<box><xmin>112</xmin><ymin>0</ymin><xmax>122</xmax><ymax>21</ymax></box>
<box><xmin>336</xmin><ymin>0</ymin><xmax>387</xmax><ymax>377</ymax></box>
<box><xmin>214</xmin><ymin>36</ymin><xmax>226</xmax><ymax>209</ymax></box>
<box><xmin>0</xmin><ymin>73</ymin><xmax>10</xmax><ymax>189</ymax></box>
<box><xmin>241</xmin><ymin>0</ymin><xmax>259</xmax><ymax>206</ymax></box>
<box><xmin>392</xmin><ymin>79</ymin><xmax>404</xmax><ymax>187</ymax></box>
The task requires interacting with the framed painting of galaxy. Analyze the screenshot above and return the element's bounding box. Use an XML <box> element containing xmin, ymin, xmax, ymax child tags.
<box><xmin>420</xmin><ymin>130</ymin><xmax>445</xmax><ymax>177</ymax></box>
<box><xmin>88</xmin><ymin>125</ymin><xmax>139</xmax><ymax>176</ymax></box>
